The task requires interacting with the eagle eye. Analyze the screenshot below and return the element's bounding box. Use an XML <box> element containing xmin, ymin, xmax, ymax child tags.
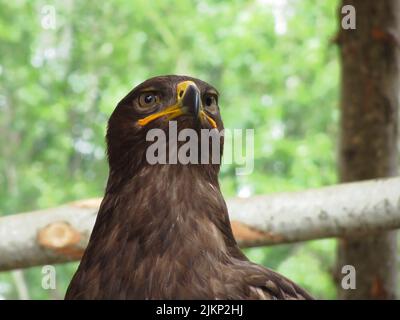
<box><xmin>204</xmin><ymin>94</ymin><xmax>218</xmax><ymax>113</ymax></box>
<box><xmin>205</xmin><ymin>96</ymin><xmax>214</xmax><ymax>106</ymax></box>
<box><xmin>138</xmin><ymin>92</ymin><xmax>159</xmax><ymax>109</ymax></box>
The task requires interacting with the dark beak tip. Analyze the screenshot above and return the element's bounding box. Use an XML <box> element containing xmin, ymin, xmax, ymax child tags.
<box><xmin>182</xmin><ymin>85</ymin><xmax>200</xmax><ymax>118</ymax></box>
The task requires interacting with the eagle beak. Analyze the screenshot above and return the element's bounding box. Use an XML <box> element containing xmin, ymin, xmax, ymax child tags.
<box><xmin>176</xmin><ymin>81</ymin><xmax>216</xmax><ymax>128</ymax></box>
<box><xmin>180</xmin><ymin>83</ymin><xmax>200</xmax><ymax>119</ymax></box>
<box><xmin>137</xmin><ymin>80</ymin><xmax>217</xmax><ymax>128</ymax></box>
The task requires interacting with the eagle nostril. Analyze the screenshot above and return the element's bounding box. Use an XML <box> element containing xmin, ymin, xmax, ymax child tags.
<box><xmin>179</xmin><ymin>90</ymin><xmax>184</xmax><ymax>98</ymax></box>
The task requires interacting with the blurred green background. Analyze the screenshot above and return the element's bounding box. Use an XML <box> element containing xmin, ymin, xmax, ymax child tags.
<box><xmin>0</xmin><ymin>0</ymin><xmax>341</xmax><ymax>299</ymax></box>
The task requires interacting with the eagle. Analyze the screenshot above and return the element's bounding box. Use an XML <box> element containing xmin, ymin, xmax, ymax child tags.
<box><xmin>65</xmin><ymin>75</ymin><xmax>313</xmax><ymax>300</ymax></box>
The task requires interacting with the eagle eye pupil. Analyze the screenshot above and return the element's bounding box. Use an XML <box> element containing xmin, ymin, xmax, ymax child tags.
<box><xmin>205</xmin><ymin>96</ymin><xmax>213</xmax><ymax>106</ymax></box>
<box><xmin>144</xmin><ymin>94</ymin><xmax>154</xmax><ymax>104</ymax></box>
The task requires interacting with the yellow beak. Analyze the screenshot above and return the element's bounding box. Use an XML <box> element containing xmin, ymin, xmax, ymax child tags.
<box><xmin>137</xmin><ymin>81</ymin><xmax>217</xmax><ymax>128</ymax></box>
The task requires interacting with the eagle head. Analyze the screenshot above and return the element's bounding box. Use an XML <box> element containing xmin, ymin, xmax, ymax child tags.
<box><xmin>106</xmin><ymin>75</ymin><xmax>224</xmax><ymax>177</ymax></box>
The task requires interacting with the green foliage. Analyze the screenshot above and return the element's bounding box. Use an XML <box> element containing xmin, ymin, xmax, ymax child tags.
<box><xmin>0</xmin><ymin>0</ymin><xmax>341</xmax><ymax>299</ymax></box>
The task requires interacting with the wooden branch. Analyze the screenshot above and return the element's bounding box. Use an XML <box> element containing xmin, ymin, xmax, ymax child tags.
<box><xmin>229</xmin><ymin>177</ymin><xmax>400</xmax><ymax>246</ymax></box>
<box><xmin>0</xmin><ymin>177</ymin><xmax>399</xmax><ymax>271</ymax></box>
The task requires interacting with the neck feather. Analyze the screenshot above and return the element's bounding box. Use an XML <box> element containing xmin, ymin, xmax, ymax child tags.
<box><xmin>98</xmin><ymin>164</ymin><xmax>238</xmax><ymax>257</ymax></box>
<box><xmin>78</xmin><ymin>164</ymin><xmax>242</xmax><ymax>298</ymax></box>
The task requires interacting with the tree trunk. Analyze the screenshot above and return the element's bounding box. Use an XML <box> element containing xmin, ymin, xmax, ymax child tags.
<box><xmin>337</xmin><ymin>0</ymin><xmax>399</xmax><ymax>299</ymax></box>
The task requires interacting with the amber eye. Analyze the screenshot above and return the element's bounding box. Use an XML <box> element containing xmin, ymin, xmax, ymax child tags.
<box><xmin>205</xmin><ymin>96</ymin><xmax>213</xmax><ymax>106</ymax></box>
<box><xmin>138</xmin><ymin>92</ymin><xmax>159</xmax><ymax>108</ymax></box>
<box><xmin>204</xmin><ymin>94</ymin><xmax>218</xmax><ymax>112</ymax></box>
